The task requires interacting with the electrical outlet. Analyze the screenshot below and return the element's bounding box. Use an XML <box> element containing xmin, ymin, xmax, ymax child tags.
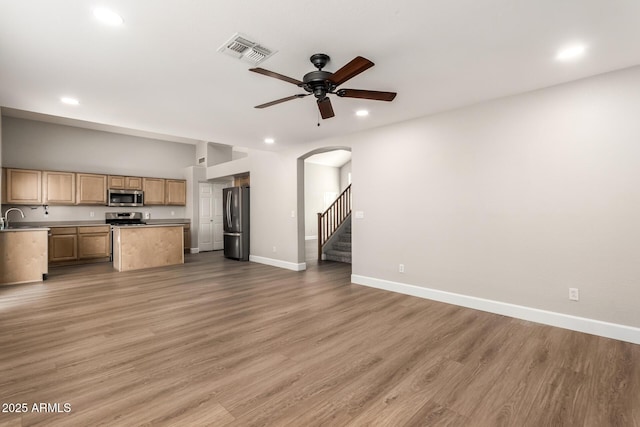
<box><xmin>89</xmin><ymin>211</ymin><xmax>95</xmax><ymax>217</ymax></box>
<box><xmin>291</xmin><ymin>210</ymin><xmax>295</xmax><ymax>218</ymax></box>
<box><xmin>399</xmin><ymin>264</ymin><xmax>405</xmax><ymax>273</ymax></box>
<box><xmin>144</xmin><ymin>212</ymin><xmax>150</xmax><ymax>219</ymax></box>
<box><xmin>569</xmin><ymin>287</ymin><xmax>579</xmax><ymax>301</ymax></box>
<box><xmin>171</xmin><ymin>211</ymin><xmax>175</xmax><ymax>216</ymax></box>
<box><xmin>272</xmin><ymin>246</ymin><xmax>277</xmax><ymax>253</ymax></box>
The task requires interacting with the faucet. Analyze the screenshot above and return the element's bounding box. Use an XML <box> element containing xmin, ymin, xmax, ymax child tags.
<box><xmin>3</xmin><ymin>207</ymin><xmax>25</xmax><ymax>228</ymax></box>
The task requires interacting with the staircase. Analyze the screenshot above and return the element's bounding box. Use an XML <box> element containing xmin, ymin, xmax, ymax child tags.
<box><xmin>317</xmin><ymin>184</ymin><xmax>352</xmax><ymax>264</ymax></box>
<box><xmin>324</xmin><ymin>220</ymin><xmax>352</xmax><ymax>263</ymax></box>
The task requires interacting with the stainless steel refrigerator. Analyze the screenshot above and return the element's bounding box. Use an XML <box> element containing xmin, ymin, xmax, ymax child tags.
<box><xmin>223</xmin><ymin>186</ymin><xmax>250</xmax><ymax>261</ymax></box>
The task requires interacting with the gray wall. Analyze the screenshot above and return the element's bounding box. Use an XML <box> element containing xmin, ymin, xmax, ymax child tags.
<box><xmin>7</xmin><ymin>63</ymin><xmax>637</xmax><ymax>334</ymax></box>
<box><xmin>237</xmin><ymin>65</ymin><xmax>640</xmax><ymax>331</ymax></box>
<box><xmin>2</xmin><ymin>117</ymin><xmax>196</xmax><ymax>222</ymax></box>
<box><xmin>304</xmin><ymin>162</ymin><xmax>340</xmax><ymax>238</ymax></box>
<box><xmin>340</xmin><ymin>161</ymin><xmax>352</xmax><ymax>192</ymax></box>
<box><xmin>0</xmin><ymin>114</ymin><xmax>2</xmax><ymax>201</ymax></box>
<box><xmin>348</xmin><ymin>65</ymin><xmax>640</xmax><ymax>328</ymax></box>
<box><xmin>3</xmin><ymin>117</ymin><xmax>194</xmax><ymax>177</ymax></box>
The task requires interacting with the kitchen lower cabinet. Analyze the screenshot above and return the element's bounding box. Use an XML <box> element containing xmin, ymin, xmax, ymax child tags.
<box><xmin>49</xmin><ymin>225</ymin><xmax>110</xmax><ymax>265</ymax></box>
<box><xmin>183</xmin><ymin>224</ymin><xmax>191</xmax><ymax>253</ymax></box>
<box><xmin>78</xmin><ymin>226</ymin><xmax>111</xmax><ymax>259</ymax></box>
<box><xmin>49</xmin><ymin>227</ymin><xmax>78</xmax><ymax>262</ymax></box>
<box><xmin>1</xmin><ymin>229</ymin><xmax>49</xmax><ymax>285</ymax></box>
<box><xmin>112</xmin><ymin>225</ymin><xmax>183</xmax><ymax>271</ymax></box>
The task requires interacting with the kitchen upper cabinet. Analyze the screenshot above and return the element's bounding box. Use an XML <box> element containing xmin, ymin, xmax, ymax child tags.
<box><xmin>76</xmin><ymin>173</ymin><xmax>107</xmax><ymax>205</ymax></box>
<box><xmin>108</xmin><ymin>175</ymin><xmax>125</xmax><ymax>189</ymax></box>
<box><xmin>143</xmin><ymin>177</ymin><xmax>165</xmax><ymax>205</ymax></box>
<box><xmin>165</xmin><ymin>179</ymin><xmax>187</xmax><ymax>206</ymax></box>
<box><xmin>234</xmin><ymin>174</ymin><xmax>250</xmax><ymax>187</ymax></box>
<box><xmin>43</xmin><ymin>171</ymin><xmax>75</xmax><ymax>205</ymax></box>
<box><xmin>108</xmin><ymin>175</ymin><xmax>143</xmax><ymax>190</ymax></box>
<box><xmin>49</xmin><ymin>227</ymin><xmax>78</xmax><ymax>262</ymax></box>
<box><xmin>77</xmin><ymin>226</ymin><xmax>111</xmax><ymax>259</ymax></box>
<box><xmin>125</xmin><ymin>176</ymin><xmax>143</xmax><ymax>190</ymax></box>
<box><xmin>3</xmin><ymin>168</ymin><xmax>42</xmax><ymax>205</ymax></box>
<box><xmin>146</xmin><ymin>178</ymin><xmax>186</xmax><ymax>206</ymax></box>
<box><xmin>3</xmin><ymin>167</ymin><xmax>185</xmax><ymax>207</ymax></box>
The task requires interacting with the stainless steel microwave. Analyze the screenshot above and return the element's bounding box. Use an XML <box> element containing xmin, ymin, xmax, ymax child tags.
<box><xmin>108</xmin><ymin>189</ymin><xmax>144</xmax><ymax>207</ymax></box>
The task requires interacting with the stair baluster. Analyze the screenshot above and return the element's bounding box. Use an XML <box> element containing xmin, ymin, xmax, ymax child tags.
<box><xmin>317</xmin><ymin>184</ymin><xmax>351</xmax><ymax>261</ymax></box>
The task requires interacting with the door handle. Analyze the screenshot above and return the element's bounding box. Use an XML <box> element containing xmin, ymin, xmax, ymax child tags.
<box><xmin>226</xmin><ymin>192</ymin><xmax>232</xmax><ymax>229</ymax></box>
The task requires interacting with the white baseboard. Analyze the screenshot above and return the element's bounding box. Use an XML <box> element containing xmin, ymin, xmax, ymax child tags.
<box><xmin>250</xmin><ymin>255</ymin><xmax>306</xmax><ymax>272</ymax></box>
<box><xmin>190</xmin><ymin>248</ymin><xmax>200</xmax><ymax>254</ymax></box>
<box><xmin>351</xmin><ymin>274</ymin><xmax>640</xmax><ymax>345</ymax></box>
<box><xmin>305</xmin><ymin>235</ymin><xmax>318</xmax><ymax>241</ymax></box>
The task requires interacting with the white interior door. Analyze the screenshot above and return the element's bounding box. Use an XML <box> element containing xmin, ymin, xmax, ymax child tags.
<box><xmin>199</xmin><ymin>183</ymin><xmax>214</xmax><ymax>252</ymax></box>
<box><xmin>213</xmin><ymin>183</ymin><xmax>225</xmax><ymax>250</ymax></box>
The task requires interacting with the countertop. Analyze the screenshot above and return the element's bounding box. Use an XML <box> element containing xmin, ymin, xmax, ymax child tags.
<box><xmin>0</xmin><ymin>227</ymin><xmax>50</xmax><ymax>233</ymax></box>
<box><xmin>145</xmin><ymin>219</ymin><xmax>190</xmax><ymax>225</ymax></box>
<box><xmin>9</xmin><ymin>219</ymin><xmax>190</xmax><ymax>228</ymax></box>
<box><xmin>111</xmin><ymin>224</ymin><xmax>185</xmax><ymax>229</ymax></box>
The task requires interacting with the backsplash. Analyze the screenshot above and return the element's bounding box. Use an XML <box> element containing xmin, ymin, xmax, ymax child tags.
<box><xmin>1</xmin><ymin>204</ymin><xmax>186</xmax><ymax>223</ymax></box>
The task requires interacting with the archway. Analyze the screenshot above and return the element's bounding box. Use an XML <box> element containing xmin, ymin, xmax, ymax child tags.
<box><xmin>296</xmin><ymin>146</ymin><xmax>352</xmax><ymax>266</ymax></box>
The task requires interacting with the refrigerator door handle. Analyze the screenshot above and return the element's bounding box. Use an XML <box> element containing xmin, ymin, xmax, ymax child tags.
<box><xmin>226</xmin><ymin>191</ymin><xmax>232</xmax><ymax>229</ymax></box>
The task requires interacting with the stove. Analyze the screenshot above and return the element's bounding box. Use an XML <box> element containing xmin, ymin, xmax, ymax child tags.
<box><xmin>106</xmin><ymin>212</ymin><xmax>146</xmax><ymax>262</ymax></box>
<box><xmin>105</xmin><ymin>212</ymin><xmax>146</xmax><ymax>226</ymax></box>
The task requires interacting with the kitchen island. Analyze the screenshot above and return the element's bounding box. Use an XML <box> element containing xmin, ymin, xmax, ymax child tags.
<box><xmin>0</xmin><ymin>227</ymin><xmax>49</xmax><ymax>285</ymax></box>
<box><xmin>112</xmin><ymin>224</ymin><xmax>184</xmax><ymax>272</ymax></box>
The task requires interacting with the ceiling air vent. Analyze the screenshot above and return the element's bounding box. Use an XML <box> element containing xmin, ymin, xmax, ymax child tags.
<box><xmin>218</xmin><ymin>33</ymin><xmax>276</xmax><ymax>65</ymax></box>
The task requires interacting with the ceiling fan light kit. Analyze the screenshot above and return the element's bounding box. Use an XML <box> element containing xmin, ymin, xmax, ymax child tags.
<box><xmin>250</xmin><ymin>53</ymin><xmax>397</xmax><ymax>120</ymax></box>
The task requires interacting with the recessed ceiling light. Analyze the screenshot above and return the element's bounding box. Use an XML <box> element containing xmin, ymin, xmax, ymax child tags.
<box><xmin>264</xmin><ymin>138</ymin><xmax>275</xmax><ymax>144</ymax></box>
<box><xmin>356</xmin><ymin>110</ymin><xmax>369</xmax><ymax>117</ymax></box>
<box><xmin>60</xmin><ymin>97</ymin><xmax>79</xmax><ymax>105</ymax></box>
<box><xmin>556</xmin><ymin>44</ymin><xmax>587</xmax><ymax>61</ymax></box>
<box><xmin>93</xmin><ymin>8</ymin><xmax>124</xmax><ymax>25</ymax></box>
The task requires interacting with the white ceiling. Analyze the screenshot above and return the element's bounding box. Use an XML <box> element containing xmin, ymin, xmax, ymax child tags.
<box><xmin>1</xmin><ymin>1</ymin><xmax>639</xmax><ymax>150</ymax></box>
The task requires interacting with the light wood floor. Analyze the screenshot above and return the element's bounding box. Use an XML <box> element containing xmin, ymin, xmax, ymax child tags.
<box><xmin>1</xmin><ymin>251</ymin><xmax>638</xmax><ymax>426</ymax></box>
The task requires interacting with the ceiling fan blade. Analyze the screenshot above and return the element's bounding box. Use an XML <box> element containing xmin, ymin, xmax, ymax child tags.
<box><xmin>317</xmin><ymin>97</ymin><xmax>335</xmax><ymax>119</ymax></box>
<box><xmin>255</xmin><ymin>94</ymin><xmax>307</xmax><ymax>109</ymax></box>
<box><xmin>336</xmin><ymin>89</ymin><xmax>397</xmax><ymax>101</ymax></box>
<box><xmin>249</xmin><ymin>68</ymin><xmax>303</xmax><ymax>86</ymax></box>
<box><xmin>329</xmin><ymin>56</ymin><xmax>375</xmax><ymax>86</ymax></box>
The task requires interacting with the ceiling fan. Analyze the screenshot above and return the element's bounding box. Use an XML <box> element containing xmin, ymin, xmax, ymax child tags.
<box><xmin>250</xmin><ymin>53</ymin><xmax>397</xmax><ymax>119</ymax></box>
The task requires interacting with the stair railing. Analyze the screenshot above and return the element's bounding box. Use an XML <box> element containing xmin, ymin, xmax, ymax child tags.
<box><xmin>317</xmin><ymin>184</ymin><xmax>351</xmax><ymax>260</ymax></box>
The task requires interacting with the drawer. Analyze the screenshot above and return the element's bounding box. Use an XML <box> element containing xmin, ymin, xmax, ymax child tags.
<box><xmin>50</xmin><ymin>227</ymin><xmax>77</xmax><ymax>235</ymax></box>
<box><xmin>78</xmin><ymin>225</ymin><xmax>110</xmax><ymax>234</ymax></box>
